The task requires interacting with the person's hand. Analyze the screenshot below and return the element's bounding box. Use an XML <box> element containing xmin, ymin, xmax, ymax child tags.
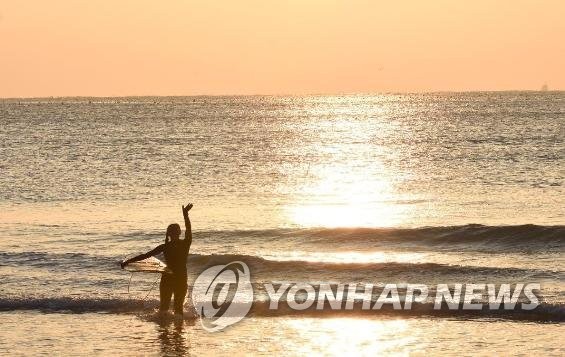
<box><xmin>182</xmin><ymin>203</ymin><xmax>193</xmax><ymax>215</ymax></box>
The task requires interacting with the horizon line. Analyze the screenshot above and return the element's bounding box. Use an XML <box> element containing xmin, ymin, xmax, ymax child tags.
<box><xmin>1</xmin><ymin>89</ymin><xmax>563</xmax><ymax>100</ymax></box>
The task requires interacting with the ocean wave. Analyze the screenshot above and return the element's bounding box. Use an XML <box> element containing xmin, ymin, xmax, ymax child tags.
<box><xmin>0</xmin><ymin>251</ymin><xmax>118</xmax><ymax>270</ymax></box>
<box><xmin>111</xmin><ymin>224</ymin><xmax>565</xmax><ymax>247</ymax></box>
<box><xmin>188</xmin><ymin>253</ymin><xmax>563</xmax><ymax>280</ymax></box>
<box><xmin>1</xmin><ymin>250</ymin><xmax>561</xmax><ymax>281</ymax></box>
<box><xmin>198</xmin><ymin>224</ymin><xmax>565</xmax><ymax>248</ymax></box>
<box><xmin>0</xmin><ymin>296</ymin><xmax>155</xmax><ymax>313</ymax></box>
<box><xmin>246</xmin><ymin>300</ymin><xmax>565</xmax><ymax>322</ymax></box>
<box><xmin>0</xmin><ymin>296</ymin><xmax>562</xmax><ymax>322</ymax></box>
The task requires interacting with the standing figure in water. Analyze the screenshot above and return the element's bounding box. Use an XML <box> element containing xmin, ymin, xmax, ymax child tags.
<box><xmin>121</xmin><ymin>203</ymin><xmax>193</xmax><ymax>316</ymax></box>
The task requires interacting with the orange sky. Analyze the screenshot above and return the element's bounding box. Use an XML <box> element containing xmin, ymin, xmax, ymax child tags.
<box><xmin>1</xmin><ymin>0</ymin><xmax>563</xmax><ymax>97</ymax></box>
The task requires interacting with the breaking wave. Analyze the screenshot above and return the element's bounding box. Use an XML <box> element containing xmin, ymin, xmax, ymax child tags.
<box><xmin>0</xmin><ymin>296</ymin><xmax>562</xmax><ymax>322</ymax></box>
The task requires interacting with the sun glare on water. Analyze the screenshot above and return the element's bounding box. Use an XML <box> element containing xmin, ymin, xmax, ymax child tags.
<box><xmin>260</xmin><ymin>250</ymin><xmax>428</xmax><ymax>265</ymax></box>
<box><xmin>287</xmin><ymin>163</ymin><xmax>411</xmax><ymax>228</ymax></box>
<box><xmin>285</xmin><ymin>318</ymin><xmax>414</xmax><ymax>355</ymax></box>
<box><xmin>282</xmin><ymin>102</ymin><xmax>418</xmax><ymax>229</ymax></box>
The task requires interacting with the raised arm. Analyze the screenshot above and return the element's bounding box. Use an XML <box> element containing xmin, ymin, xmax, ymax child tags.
<box><xmin>182</xmin><ymin>203</ymin><xmax>193</xmax><ymax>243</ymax></box>
<box><xmin>121</xmin><ymin>244</ymin><xmax>165</xmax><ymax>268</ymax></box>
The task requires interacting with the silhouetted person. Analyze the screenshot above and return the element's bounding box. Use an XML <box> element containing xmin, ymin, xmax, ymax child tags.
<box><xmin>121</xmin><ymin>203</ymin><xmax>193</xmax><ymax>316</ymax></box>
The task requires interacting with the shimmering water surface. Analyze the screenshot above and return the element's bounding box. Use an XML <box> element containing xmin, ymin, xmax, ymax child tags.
<box><xmin>0</xmin><ymin>93</ymin><xmax>564</xmax><ymax>355</ymax></box>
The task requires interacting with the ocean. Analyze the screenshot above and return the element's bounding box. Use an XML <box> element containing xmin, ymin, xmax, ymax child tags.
<box><xmin>0</xmin><ymin>92</ymin><xmax>563</xmax><ymax>355</ymax></box>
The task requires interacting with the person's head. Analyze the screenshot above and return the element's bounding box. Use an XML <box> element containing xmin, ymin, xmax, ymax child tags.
<box><xmin>165</xmin><ymin>223</ymin><xmax>181</xmax><ymax>243</ymax></box>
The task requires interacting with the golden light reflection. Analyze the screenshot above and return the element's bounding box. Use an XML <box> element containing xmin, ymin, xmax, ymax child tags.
<box><xmin>287</xmin><ymin>163</ymin><xmax>411</xmax><ymax>228</ymax></box>
<box><xmin>261</xmin><ymin>251</ymin><xmax>427</xmax><ymax>265</ymax></box>
<box><xmin>285</xmin><ymin>318</ymin><xmax>415</xmax><ymax>355</ymax></box>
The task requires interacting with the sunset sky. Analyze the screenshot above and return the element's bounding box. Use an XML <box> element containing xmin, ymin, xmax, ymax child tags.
<box><xmin>1</xmin><ymin>0</ymin><xmax>564</xmax><ymax>97</ymax></box>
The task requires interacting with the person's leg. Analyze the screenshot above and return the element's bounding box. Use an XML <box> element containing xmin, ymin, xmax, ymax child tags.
<box><xmin>159</xmin><ymin>275</ymin><xmax>173</xmax><ymax>312</ymax></box>
<box><xmin>173</xmin><ymin>279</ymin><xmax>188</xmax><ymax>315</ymax></box>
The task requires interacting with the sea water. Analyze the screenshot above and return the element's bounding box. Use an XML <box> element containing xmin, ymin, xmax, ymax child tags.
<box><xmin>0</xmin><ymin>93</ymin><xmax>563</xmax><ymax>355</ymax></box>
